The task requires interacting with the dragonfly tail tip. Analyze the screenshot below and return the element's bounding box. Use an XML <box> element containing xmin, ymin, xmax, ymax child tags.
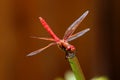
<box><xmin>39</xmin><ymin>17</ymin><xmax>43</xmax><ymax>20</ymax></box>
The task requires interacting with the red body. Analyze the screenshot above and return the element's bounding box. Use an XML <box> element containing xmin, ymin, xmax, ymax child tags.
<box><xmin>27</xmin><ymin>11</ymin><xmax>90</xmax><ymax>57</ymax></box>
<box><xmin>39</xmin><ymin>17</ymin><xmax>60</xmax><ymax>42</ymax></box>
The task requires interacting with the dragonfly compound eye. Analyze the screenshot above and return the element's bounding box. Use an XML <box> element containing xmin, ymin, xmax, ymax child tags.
<box><xmin>66</xmin><ymin>45</ymin><xmax>75</xmax><ymax>51</ymax></box>
<box><xmin>70</xmin><ymin>45</ymin><xmax>76</xmax><ymax>51</ymax></box>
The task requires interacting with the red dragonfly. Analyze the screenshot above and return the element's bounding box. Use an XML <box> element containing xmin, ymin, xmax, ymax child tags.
<box><xmin>27</xmin><ymin>10</ymin><xmax>90</xmax><ymax>58</ymax></box>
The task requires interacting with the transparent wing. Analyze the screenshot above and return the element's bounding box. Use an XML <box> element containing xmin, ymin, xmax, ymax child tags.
<box><xmin>27</xmin><ymin>42</ymin><xmax>56</xmax><ymax>56</ymax></box>
<box><xmin>63</xmin><ymin>10</ymin><xmax>89</xmax><ymax>40</ymax></box>
<box><xmin>30</xmin><ymin>36</ymin><xmax>55</xmax><ymax>41</ymax></box>
<box><xmin>67</xmin><ymin>28</ymin><xmax>90</xmax><ymax>41</ymax></box>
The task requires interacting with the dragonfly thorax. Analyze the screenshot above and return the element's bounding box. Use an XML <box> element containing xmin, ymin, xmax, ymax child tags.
<box><xmin>57</xmin><ymin>40</ymin><xmax>76</xmax><ymax>53</ymax></box>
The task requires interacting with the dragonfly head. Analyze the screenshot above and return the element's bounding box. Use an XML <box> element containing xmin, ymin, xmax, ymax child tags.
<box><xmin>57</xmin><ymin>40</ymin><xmax>76</xmax><ymax>58</ymax></box>
<box><xmin>65</xmin><ymin>45</ymin><xmax>76</xmax><ymax>58</ymax></box>
<box><xmin>66</xmin><ymin>45</ymin><xmax>76</xmax><ymax>52</ymax></box>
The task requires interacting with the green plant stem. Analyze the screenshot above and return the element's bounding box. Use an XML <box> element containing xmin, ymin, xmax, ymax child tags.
<box><xmin>68</xmin><ymin>56</ymin><xmax>85</xmax><ymax>80</ymax></box>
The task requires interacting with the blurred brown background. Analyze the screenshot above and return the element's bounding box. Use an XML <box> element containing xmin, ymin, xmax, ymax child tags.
<box><xmin>0</xmin><ymin>0</ymin><xmax>120</xmax><ymax>80</ymax></box>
